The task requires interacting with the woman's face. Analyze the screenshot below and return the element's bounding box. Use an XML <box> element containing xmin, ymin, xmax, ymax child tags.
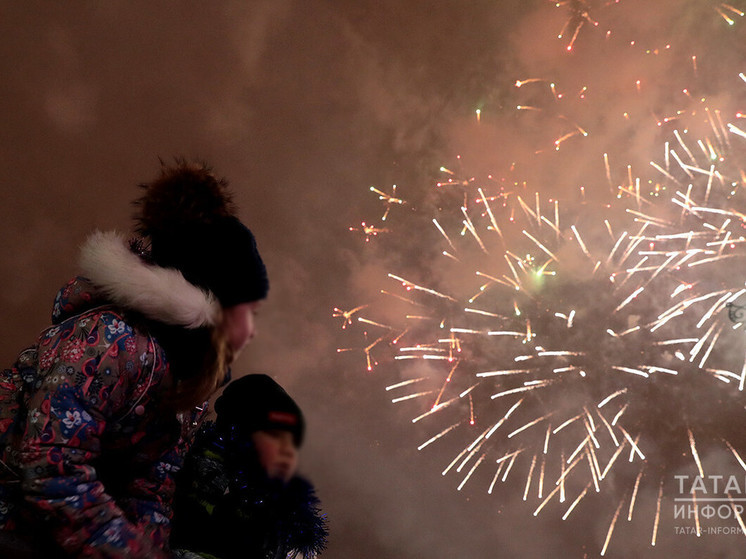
<box><xmin>251</xmin><ymin>429</ymin><xmax>299</xmax><ymax>482</ymax></box>
<box><xmin>220</xmin><ymin>300</ymin><xmax>261</xmax><ymax>359</ymax></box>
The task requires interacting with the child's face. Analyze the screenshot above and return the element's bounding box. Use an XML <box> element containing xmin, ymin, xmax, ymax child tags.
<box><xmin>220</xmin><ymin>300</ymin><xmax>261</xmax><ymax>359</ymax></box>
<box><xmin>251</xmin><ymin>429</ymin><xmax>299</xmax><ymax>482</ymax></box>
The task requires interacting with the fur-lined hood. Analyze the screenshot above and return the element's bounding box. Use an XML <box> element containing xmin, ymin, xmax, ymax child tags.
<box><xmin>54</xmin><ymin>230</ymin><xmax>221</xmax><ymax>329</ymax></box>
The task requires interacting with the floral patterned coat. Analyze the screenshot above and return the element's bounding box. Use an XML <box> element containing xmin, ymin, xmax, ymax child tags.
<box><xmin>0</xmin><ymin>231</ymin><xmax>221</xmax><ymax>558</ymax></box>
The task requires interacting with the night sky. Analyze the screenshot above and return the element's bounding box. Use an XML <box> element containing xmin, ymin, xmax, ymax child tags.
<box><xmin>2</xmin><ymin>2</ymin><xmax>746</xmax><ymax>557</ymax></box>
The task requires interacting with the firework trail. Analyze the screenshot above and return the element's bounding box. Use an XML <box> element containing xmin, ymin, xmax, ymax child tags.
<box><xmin>336</xmin><ymin>1</ymin><xmax>746</xmax><ymax>554</ymax></box>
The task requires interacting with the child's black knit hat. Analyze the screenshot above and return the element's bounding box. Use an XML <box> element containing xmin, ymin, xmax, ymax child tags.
<box><xmin>215</xmin><ymin>374</ymin><xmax>305</xmax><ymax>447</ymax></box>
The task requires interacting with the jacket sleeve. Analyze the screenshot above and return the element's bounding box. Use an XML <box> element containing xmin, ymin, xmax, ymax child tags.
<box><xmin>17</xmin><ymin>313</ymin><xmax>175</xmax><ymax>558</ymax></box>
<box><xmin>115</xmin><ymin>405</ymin><xmax>208</xmax><ymax>553</ymax></box>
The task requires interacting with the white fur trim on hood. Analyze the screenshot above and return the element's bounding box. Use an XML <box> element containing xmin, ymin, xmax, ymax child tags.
<box><xmin>79</xmin><ymin>230</ymin><xmax>221</xmax><ymax>328</ymax></box>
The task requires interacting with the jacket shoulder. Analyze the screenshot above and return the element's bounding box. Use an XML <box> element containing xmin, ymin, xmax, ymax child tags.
<box><xmin>33</xmin><ymin>308</ymin><xmax>168</xmax><ymax>413</ymax></box>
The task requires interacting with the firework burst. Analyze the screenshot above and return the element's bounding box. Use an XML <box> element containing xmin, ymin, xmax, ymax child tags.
<box><xmin>336</xmin><ymin>1</ymin><xmax>746</xmax><ymax>554</ymax></box>
<box><xmin>338</xmin><ymin>153</ymin><xmax>746</xmax><ymax>549</ymax></box>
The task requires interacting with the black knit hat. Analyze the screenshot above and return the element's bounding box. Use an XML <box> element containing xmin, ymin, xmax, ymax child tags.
<box><xmin>215</xmin><ymin>374</ymin><xmax>305</xmax><ymax>447</ymax></box>
<box><xmin>134</xmin><ymin>160</ymin><xmax>269</xmax><ymax>307</ymax></box>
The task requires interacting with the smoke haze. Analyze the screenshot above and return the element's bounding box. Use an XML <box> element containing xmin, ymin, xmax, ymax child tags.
<box><xmin>2</xmin><ymin>1</ymin><xmax>746</xmax><ymax>557</ymax></box>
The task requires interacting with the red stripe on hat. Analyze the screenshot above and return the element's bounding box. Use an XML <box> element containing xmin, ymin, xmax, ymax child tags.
<box><xmin>268</xmin><ymin>411</ymin><xmax>298</xmax><ymax>425</ymax></box>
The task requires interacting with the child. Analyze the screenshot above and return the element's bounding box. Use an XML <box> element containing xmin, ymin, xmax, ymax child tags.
<box><xmin>171</xmin><ymin>374</ymin><xmax>328</xmax><ymax>559</ymax></box>
<box><xmin>0</xmin><ymin>160</ymin><xmax>269</xmax><ymax>558</ymax></box>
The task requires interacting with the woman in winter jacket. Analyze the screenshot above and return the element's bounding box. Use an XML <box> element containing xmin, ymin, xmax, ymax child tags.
<box><xmin>170</xmin><ymin>374</ymin><xmax>328</xmax><ymax>559</ymax></box>
<box><xmin>0</xmin><ymin>161</ymin><xmax>269</xmax><ymax>558</ymax></box>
